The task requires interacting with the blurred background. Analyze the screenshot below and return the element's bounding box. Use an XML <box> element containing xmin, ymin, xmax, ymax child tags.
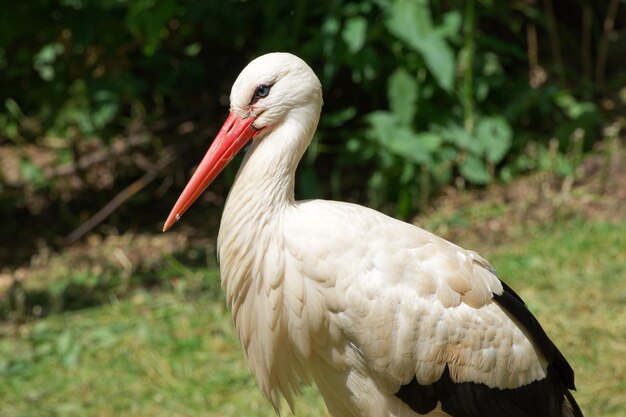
<box><xmin>1</xmin><ymin>1</ymin><xmax>625</xmax><ymax>416</ymax></box>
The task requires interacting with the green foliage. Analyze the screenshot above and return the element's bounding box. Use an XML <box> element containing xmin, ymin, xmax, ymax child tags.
<box><xmin>0</xmin><ymin>0</ymin><xmax>617</xmax><ymax>226</ymax></box>
<box><xmin>325</xmin><ymin>0</ymin><xmax>609</xmax><ymax>216</ymax></box>
<box><xmin>385</xmin><ymin>0</ymin><xmax>458</xmax><ymax>92</ymax></box>
<box><xmin>334</xmin><ymin>0</ymin><xmax>518</xmax><ymax>215</ymax></box>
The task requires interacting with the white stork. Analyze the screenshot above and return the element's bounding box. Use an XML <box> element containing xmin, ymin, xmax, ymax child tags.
<box><xmin>163</xmin><ymin>53</ymin><xmax>584</xmax><ymax>417</ymax></box>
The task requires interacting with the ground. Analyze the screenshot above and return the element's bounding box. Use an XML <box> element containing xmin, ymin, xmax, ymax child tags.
<box><xmin>0</xmin><ymin>140</ymin><xmax>625</xmax><ymax>417</ymax></box>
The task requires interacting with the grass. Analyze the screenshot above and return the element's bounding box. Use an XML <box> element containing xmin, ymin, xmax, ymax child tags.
<box><xmin>1</xmin><ymin>217</ymin><xmax>626</xmax><ymax>417</ymax></box>
<box><xmin>488</xmin><ymin>219</ymin><xmax>626</xmax><ymax>417</ymax></box>
<box><xmin>0</xmin><ymin>278</ymin><xmax>327</xmax><ymax>417</ymax></box>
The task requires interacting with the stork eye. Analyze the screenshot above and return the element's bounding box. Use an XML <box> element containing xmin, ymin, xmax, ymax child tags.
<box><xmin>254</xmin><ymin>84</ymin><xmax>271</xmax><ymax>99</ymax></box>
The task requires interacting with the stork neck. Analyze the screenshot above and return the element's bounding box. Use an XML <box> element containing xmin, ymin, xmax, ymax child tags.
<box><xmin>225</xmin><ymin>105</ymin><xmax>320</xmax><ymax>213</ymax></box>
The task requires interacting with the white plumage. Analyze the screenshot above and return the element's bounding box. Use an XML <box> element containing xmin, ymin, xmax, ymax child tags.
<box><xmin>164</xmin><ymin>53</ymin><xmax>583</xmax><ymax>417</ymax></box>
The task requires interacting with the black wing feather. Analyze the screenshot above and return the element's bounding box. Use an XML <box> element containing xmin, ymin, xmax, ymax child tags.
<box><xmin>493</xmin><ymin>280</ymin><xmax>576</xmax><ymax>389</ymax></box>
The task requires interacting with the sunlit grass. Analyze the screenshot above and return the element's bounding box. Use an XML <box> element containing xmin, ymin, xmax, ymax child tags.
<box><xmin>0</xmin><ymin>289</ymin><xmax>327</xmax><ymax>417</ymax></box>
<box><xmin>487</xmin><ymin>220</ymin><xmax>626</xmax><ymax>417</ymax></box>
<box><xmin>1</xmin><ymin>218</ymin><xmax>625</xmax><ymax>416</ymax></box>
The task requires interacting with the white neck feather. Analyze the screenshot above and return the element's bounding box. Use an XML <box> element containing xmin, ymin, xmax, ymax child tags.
<box><xmin>217</xmin><ymin>101</ymin><xmax>321</xmax><ymax>299</ymax></box>
<box><xmin>214</xmin><ymin>101</ymin><xmax>322</xmax><ymax>408</ymax></box>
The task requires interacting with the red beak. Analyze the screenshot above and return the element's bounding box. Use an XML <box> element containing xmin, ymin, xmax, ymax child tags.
<box><xmin>163</xmin><ymin>113</ymin><xmax>260</xmax><ymax>231</ymax></box>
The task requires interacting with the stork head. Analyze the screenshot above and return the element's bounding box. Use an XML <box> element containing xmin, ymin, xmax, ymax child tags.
<box><xmin>163</xmin><ymin>52</ymin><xmax>322</xmax><ymax>231</ymax></box>
<box><xmin>230</xmin><ymin>53</ymin><xmax>322</xmax><ymax>134</ymax></box>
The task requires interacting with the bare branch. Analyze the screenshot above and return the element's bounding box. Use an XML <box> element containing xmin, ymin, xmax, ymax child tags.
<box><xmin>64</xmin><ymin>148</ymin><xmax>175</xmax><ymax>244</ymax></box>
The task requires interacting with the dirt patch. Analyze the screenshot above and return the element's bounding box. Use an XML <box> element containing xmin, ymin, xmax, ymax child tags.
<box><xmin>415</xmin><ymin>138</ymin><xmax>626</xmax><ymax>248</ymax></box>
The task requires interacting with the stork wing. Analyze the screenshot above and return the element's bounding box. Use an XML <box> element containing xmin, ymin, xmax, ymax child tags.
<box><xmin>394</xmin><ymin>278</ymin><xmax>583</xmax><ymax>417</ymax></box>
<box><xmin>285</xmin><ymin>200</ymin><xmax>582</xmax><ymax>417</ymax></box>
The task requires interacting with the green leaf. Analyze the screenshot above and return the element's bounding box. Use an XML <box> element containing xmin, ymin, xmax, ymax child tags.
<box><xmin>33</xmin><ymin>43</ymin><xmax>63</xmax><ymax>81</ymax></box>
<box><xmin>418</xmin><ymin>38</ymin><xmax>455</xmax><ymax>92</ymax></box>
<box><xmin>366</xmin><ymin>111</ymin><xmax>438</xmax><ymax>165</ymax></box>
<box><xmin>184</xmin><ymin>43</ymin><xmax>202</xmax><ymax>57</ymax></box>
<box><xmin>92</xmin><ymin>90</ymin><xmax>119</xmax><ymax>130</ymax></box>
<box><xmin>554</xmin><ymin>91</ymin><xmax>597</xmax><ymax>119</ymax></box>
<box><xmin>439</xmin><ymin>10</ymin><xmax>462</xmax><ymax>39</ymax></box>
<box><xmin>415</xmin><ymin>132</ymin><xmax>442</xmax><ymax>152</ymax></box>
<box><xmin>460</xmin><ymin>154</ymin><xmax>490</xmax><ymax>185</ymax></box>
<box><xmin>385</xmin><ymin>0</ymin><xmax>455</xmax><ymax>92</ymax></box>
<box><xmin>366</xmin><ymin>111</ymin><xmax>396</xmax><ymax>136</ymax></box>
<box><xmin>475</xmin><ymin>116</ymin><xmax>512</xmax><ymax>163</ymax></box>
<box><xmin>436</xmin><ymin>123</ymin><xmax>481</xmax><ymax>155</ymax></box>
<box><xmin>34</xmin><ymin>42</ymin><xmax>63</xmax><ymax>64</ymax></box>
<box><xmin>388</xmin><ymin>68</ymin><xmax>418</xmax><ymax>126</ymax></box>
<box><xmin>5</xmin><ymin>98</ymin><xmax>23</xmax><ymax>119</ymax></box>
<box><xmin>342</xmin><ymin>16</ymin><xmax>367</xmax><ymax>53</ymax></box>
<box><xmin>387</xmin><ymin>129</ymin><xmax>433</xmax><ymax>165</ymax></box>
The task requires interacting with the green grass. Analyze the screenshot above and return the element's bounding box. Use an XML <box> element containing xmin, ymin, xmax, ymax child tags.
<box><xmin>488</xmin><ymin>219</ymin><xmax>626</xmax><ymax>417</ymax></box>
<box><xmin>2</xmin><ymin>218</ymin><xmax>625</xmax><ymax>417</ymax></box>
